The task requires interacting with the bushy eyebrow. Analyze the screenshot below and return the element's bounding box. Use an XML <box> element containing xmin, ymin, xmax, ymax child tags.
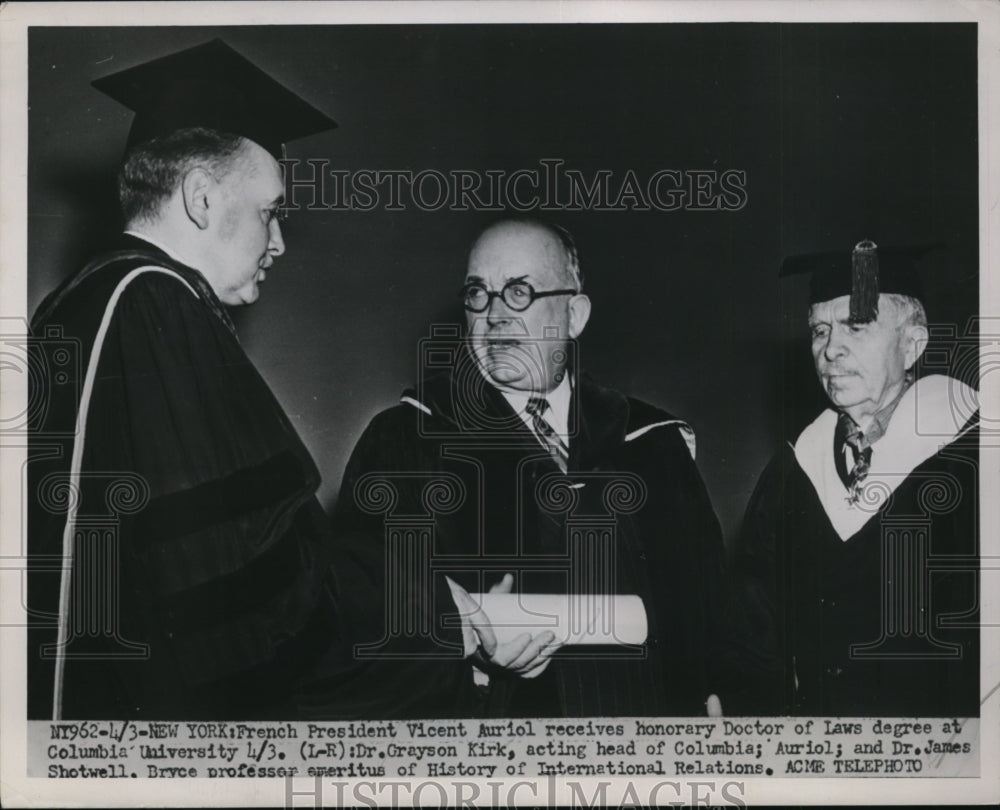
<box><xmin>464</xmin><ymin>274</ymin><xmax>531</xmax><ymax>285</ymax></box>
<box><xmin>808</xmin><ymin>314</ymin><xmax>867</xmax><ymax>329</ymax></box>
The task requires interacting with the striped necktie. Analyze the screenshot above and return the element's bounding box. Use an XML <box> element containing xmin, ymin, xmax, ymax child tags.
<box><xmin>834</xmin><ymin>382</ymin><xmax>910</xmax><ymax>505</ymax></box>
<box><xmin>835</xmin><ymin>412</ymin><xmax>874</xmax><ymax>505</ymax></box>
<box><xmin>526</xmin><ymin>396</ymin><xmax>568</xmax><ymax>473</ymax></box>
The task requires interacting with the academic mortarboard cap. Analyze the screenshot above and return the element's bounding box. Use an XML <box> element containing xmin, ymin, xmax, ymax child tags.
<box><xmin>91</xmin><ymin>39</ymin><xmax>336</xmax><ymax>160</ymax></box>
<box><xmin>780</xmin><ymin>240</ymin><xmax>935</xmax><ymax>322</ymax></box>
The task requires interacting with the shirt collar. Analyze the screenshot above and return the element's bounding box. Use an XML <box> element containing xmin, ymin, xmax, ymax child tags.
<box><xmin>498</xmin><ymin>372</ymin><xmax>573</xmax><ymax>438</ymax></box>
<box><xmin>841</xmin><ymin>377</ymin><xmax>913</xmax><ymax>450</ymax></box>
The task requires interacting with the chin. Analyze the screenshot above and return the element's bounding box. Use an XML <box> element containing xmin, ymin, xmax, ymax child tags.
<box><xmin>239</xmin><ymin>285</ymin><xmax>261</xmax><ymax>305</ymax></box>
<box><xmin>481</xmin><ymin>360</ymin><xmax>527</xmax><ymax>386</ymax></box>
<box><xmin>491</xmin><ymin>348</ymin><xmax>550</xmax><ymax>384</ymax></box>
<box><xmin>825</xmin><ymin>388</ymin><xmax>865</xmax><ymax>411</ymax></box>
<box><xmin>488</xmin><ymin>372</ymin><xmax>530</xmax><ymax>390</ymax></box>
<box><xmin>471</xmin><ymin>354</ymin><xmax>528</xmax><ymax>390</ymax></box>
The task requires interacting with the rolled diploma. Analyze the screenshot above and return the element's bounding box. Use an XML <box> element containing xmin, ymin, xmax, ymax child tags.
<box><xmin>467</xmin><ymin>593</ymin><xmax>647</xmax><ymax>646</ymax></box>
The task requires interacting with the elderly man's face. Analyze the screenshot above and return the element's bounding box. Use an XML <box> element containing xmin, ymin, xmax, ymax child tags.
<box><xmin>206</xmin><ymin>140</ymin><xmax>286</xmax><ymax>306</ymax></box>
<box><xmin>808</xmin><ymin>294</ymin><xmax>924</xmax><ymax>424</ymax></box>
<box><xmin>465</xmin><ymin>223</ymin><xmax>588</xmax><ymax>393</ymax></box>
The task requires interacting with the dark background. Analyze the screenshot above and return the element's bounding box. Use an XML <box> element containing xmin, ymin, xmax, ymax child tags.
<box><xmin>27</xmin><ymin>24</ymin><xmax>979</xmax><ymax>544</ymax></box>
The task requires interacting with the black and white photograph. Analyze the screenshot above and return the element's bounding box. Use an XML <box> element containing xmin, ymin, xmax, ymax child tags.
<box><xmin>1</xmin><ymin>1</ymin><xmax>997</xmax><ymax>806</ymax></box>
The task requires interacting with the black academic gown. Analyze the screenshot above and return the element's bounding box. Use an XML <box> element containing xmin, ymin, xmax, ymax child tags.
<box><xmin>301</xmin><ymin>362</ymin><xmax>726</xmax><ymax>719</ymax></box>
<box><xmin>731</xmin><ymin>385</ymin><xmax>979</xmax><ymax>717</ymax></box>
<box><xmin>27</xmin><ymin>235</ymin><xmax>342</xmax><ymax>719</ymax></box>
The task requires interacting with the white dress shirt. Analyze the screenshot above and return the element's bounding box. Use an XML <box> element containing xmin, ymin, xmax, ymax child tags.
<box><xmin>498</xmin><ymin>373</ymin><xmax>572</xmax><ymax>453</ymax></box>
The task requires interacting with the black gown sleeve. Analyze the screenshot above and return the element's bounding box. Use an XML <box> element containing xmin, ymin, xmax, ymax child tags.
<box><xmin>637</xmin><ymin>422</ymin><xmax>730</xmax><ymax>714</ymax></box>
<box><xmin>54</xmin><ymin>270</ymin><xmax>340</xmax><ymax>718</ymax></box>
<box><xmin>297</xmin><ymin>406</ymin><xmax>476</xmax><ymax>719</ymax></box>
<box><xmin>725</xmin><ymin>449</ymin><xmax>792</xmax><ymax>715</ymax></box>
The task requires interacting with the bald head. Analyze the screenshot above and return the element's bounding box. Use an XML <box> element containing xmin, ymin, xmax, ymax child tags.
<box><xmin>469</xmin><ymin>219</ymin><xmax>582</xmax><ymax>292</ymax></box>
<box><xmin>464</xmin><ymin>219</ymin><xmax>591</xmax><ymax>393</ymax></box>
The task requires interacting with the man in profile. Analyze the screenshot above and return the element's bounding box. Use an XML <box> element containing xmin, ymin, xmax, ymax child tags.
<box><xmin>731</xmin><ymin>240</ymin><xmax>979</xmax><ymax>716</ymax></box>
<box><xmin>28</xmin><ymin>40</ymin><xmax>342</xmax><ymax>719</ymax></box>
<box><xmin>324</xmin><ymin>218</ymin><xmax>726</xmax><ymax>718</ymax></box>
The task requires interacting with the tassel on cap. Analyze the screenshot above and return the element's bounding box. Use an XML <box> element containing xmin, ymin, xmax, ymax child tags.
<box><xmin>850</xmin><ymin>239</ymin><xmax>880</xmax><ymax>322</ymax></box>
<box><xmin>781</xmin><ymin>241</ymin><xmax>933</xmax><ymax>309</ymax></box>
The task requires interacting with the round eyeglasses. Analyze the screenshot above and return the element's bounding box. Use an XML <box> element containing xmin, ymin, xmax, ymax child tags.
<box><xmin>460</xmin><ymin>280</ymin><xmax>578</xmax><ymax>313</ymax></box>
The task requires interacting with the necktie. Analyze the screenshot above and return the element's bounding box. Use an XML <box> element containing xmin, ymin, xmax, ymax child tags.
<box><xmin>835</xmin><ymin>412</ymin><xmax>873</xmax><ymax>505</ymax></box>
<box><xmin>525</xmin><ymin>396</ymin><xmax>568</xmax><ymax>473</ymax></box>
<box><xmin>833</xmin><ymin>380</ymin><xmax>913</xmax><ymax>506</ymax></box>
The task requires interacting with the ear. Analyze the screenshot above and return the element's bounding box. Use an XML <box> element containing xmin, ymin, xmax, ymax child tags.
<box><xmin>902</xmin><ymin>322</ymin><xmax>929</xmax><ymax>370</ymax></box>
<box><xmin>568</xmin><ymin>293</ymin><xmax>591</xmax><ymax>339</ymax></box>
<box><xmin>181</xmin><ymin>167</ymin><xmax>214</xmax><ymax>230</ymax></box>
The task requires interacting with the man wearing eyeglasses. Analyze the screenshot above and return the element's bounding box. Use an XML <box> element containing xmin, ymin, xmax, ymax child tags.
<box><xmin>320</xmin><ymin>218</ymin><xmax>727</xmax><ymax>719</ymax></box>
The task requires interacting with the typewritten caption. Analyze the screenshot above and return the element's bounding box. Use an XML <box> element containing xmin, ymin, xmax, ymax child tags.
<box><xmin>29</xmin><ymin>717</ymin><xmax>978</xmax><ymax>779</ymax></box>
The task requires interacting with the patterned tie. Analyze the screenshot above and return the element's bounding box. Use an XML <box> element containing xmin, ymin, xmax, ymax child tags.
<box><xmin>836</xmin><ymin>412</ymin><xmax>873</xmax><ymax>505</ymax></box>
<box><xmin>525</xmin><ymin>396</ymin><xmax>569</xmax><ymax>473</ymax></box>
<box><xmin>833</xmin><ymin>380</ymin><xmax>913</xmax><ymax>506</ymax></box>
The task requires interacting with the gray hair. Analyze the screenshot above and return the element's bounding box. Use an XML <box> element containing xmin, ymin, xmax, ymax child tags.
<box><xmin>118</xmin><ymin>127</ymin><xmax>246</xmax><ymax>225</ymax></box>
<box><xmin>884</xmin><ymin>293</ymin><xmax>928</xmax><ymax>329</ymax></box>
<box><xmin>545</xmin><ymin>221</ymin><xmax>583</xmax><ymax>291</ymax></box>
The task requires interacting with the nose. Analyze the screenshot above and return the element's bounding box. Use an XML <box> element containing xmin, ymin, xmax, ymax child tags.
<box><xmin>823</xmin><ymin>326</ymin><xmax>848</xmax><ymax>362</ymax></box>
<box><xmin>485</xmin><ymin>293</ymin><xmax>514</xmax><ymax>326</ymax></box>
<box><xmin>268</xmin><ymin>218</ymin><xmax>286</xmax><ymax>258</ymax></box>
